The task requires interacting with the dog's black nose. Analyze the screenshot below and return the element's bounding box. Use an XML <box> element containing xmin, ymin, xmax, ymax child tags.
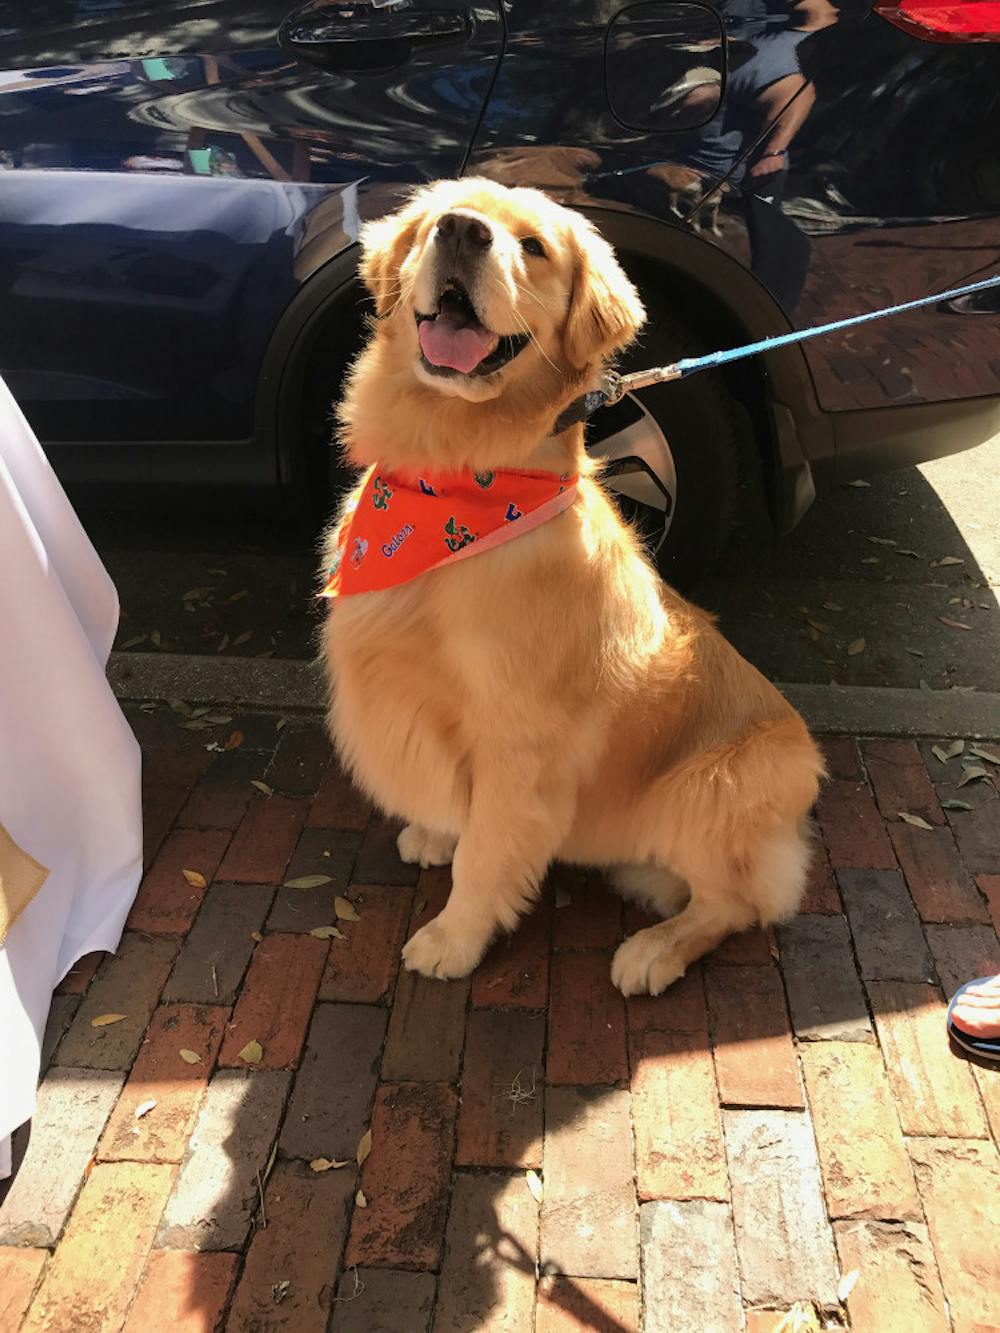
<box><xmin>435</xmin><ymin>212</ymin><xmax>493</xmax><ymax>251</ymax></box>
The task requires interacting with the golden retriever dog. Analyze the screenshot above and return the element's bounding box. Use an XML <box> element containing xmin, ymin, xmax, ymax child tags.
<box><xmin>320</xmin><ymin>177</ymin><xmax>824</xmax><ymax>995</ymax></box>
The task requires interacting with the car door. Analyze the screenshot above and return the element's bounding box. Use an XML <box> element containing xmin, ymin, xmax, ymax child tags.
<box><xmin>0</xmin><ymin>0</ymin><xmax>502</xmax><ymax>459</ymax></box>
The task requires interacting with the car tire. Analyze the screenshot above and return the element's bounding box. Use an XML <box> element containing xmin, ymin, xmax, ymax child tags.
<box><xmin>586</xmin><ymin>310</ymin><xmax>742</xmax><ymax>591</ymax></box>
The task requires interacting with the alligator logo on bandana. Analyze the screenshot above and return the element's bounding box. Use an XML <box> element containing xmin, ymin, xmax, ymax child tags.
<box><xmin>320</xmin><ymin>466</ymin><xmax>579</xmax><ymax>599</ymax></box>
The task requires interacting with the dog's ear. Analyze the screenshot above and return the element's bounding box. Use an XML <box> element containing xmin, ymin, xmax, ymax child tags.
<box><xmin>359</xmin><ymin>206</ymin><xmax>423</xmax><ymax>318</ymax></box>
<box><xmin>563</xmin><ymin>218</ymin><xmax>646</xmax><ymax>369</ymax></box>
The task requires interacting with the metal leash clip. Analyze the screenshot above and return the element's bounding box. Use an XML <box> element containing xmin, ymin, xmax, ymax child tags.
<box><xmin>600</xmin><ymin>364</ymin><xmax>684</xmax><ymax>406</ymax></box>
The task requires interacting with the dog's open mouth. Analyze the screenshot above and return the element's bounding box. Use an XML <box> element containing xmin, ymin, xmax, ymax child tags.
<box><xmin>416</xmin><ymin>280</ymin><xmax>529</xmax><ymax>377</ymax></box>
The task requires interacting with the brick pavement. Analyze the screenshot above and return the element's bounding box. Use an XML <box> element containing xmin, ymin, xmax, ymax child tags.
<box><xmin>1</xmin><ymin>711</ymin><xmax>999</xmax><ymax>1331</ymax></box>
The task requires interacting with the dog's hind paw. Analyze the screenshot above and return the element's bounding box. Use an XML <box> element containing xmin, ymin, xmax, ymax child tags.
<box><xmin>611</xmin><ymin>928</ymin><xmax>686</xmax><ymax>997</ymax></box>
<box><xmin>397</xmin><ymin>824</ymin><xmax>457</xmax><ymax>868</ymax></box>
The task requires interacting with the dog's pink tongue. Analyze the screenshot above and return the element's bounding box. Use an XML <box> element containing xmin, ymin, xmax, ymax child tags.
<box><xmin>419</xmin><ymin>318</ymin><xmax>498</xmax><ymax>374</ymax></box>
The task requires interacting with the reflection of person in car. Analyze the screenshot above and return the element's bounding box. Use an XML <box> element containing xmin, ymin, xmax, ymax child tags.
<box><xmin>686</xmin><ymin>0</ymin><xmax>839</xmax><ymax>309</ymax></box>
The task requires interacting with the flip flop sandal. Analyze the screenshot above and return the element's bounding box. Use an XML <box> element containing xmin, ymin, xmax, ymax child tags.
<box><xmin>947</xmin><ymin>976</ymin><xmax>1000</xmax><ymax>1064</ymax></box>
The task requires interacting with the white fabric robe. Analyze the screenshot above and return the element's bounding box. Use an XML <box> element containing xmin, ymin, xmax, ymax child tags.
<box><xmin>0</xmin><ymin>377</ymin><xmax>142</xmax><ymax>1178</ymax></box>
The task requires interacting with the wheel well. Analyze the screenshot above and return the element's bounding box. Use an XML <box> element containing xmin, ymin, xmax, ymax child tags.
<box><xmin>621</xmin><ymin>251</ymin><xmax>780</xmax><ymax>527</ymax></box>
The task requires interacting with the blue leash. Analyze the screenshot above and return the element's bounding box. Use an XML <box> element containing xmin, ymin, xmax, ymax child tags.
<box><xmin>597</xmin><ymin>271</ymin><xmax>1000</xmax><ymax>407</ymax></box>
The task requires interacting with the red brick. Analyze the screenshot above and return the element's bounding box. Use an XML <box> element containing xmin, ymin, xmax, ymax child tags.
<box><xmin>536</xmin><ymin>1277</ymin><xmax>639</xmax><ymax>1333</ymax></box>
<box><xmin>821</xmin><ymin>736</ymin><xmax>862</xmax><ymax>780</ymax></box>
<box><xmin>800</xmin><ymin>840</ymin><xmax>841</xmax><ymax>913</ymax></box>
<box><xmin>318</xmin><ymin>884</ymin><xmax>411</xmax><ymax>1004</ymax></box>
<box><xmin>816</xmin><ymin>779</ymin><xmax>896</xmax><ymax>869</ymax></box>
<box><xmin>177</xmin><ymin>749</ymin><xmax>259</xmax><ymax>830</ymax></box>
<box><xmin>21</xmin><ymin>1163</ymin><xmax>174</xmax><ymax>1333</ymax></box>
<box><xmin>925</xmin><ymin>922</ymin><xmax>1000</xmax><ymax>998</ymax></box>
<box><xmin>908</xmin><ymin>1137</ymin><xmax>1000</xmax><ymax>1330</ymax></box>
<box><xmin>889</xmin><ymin>823</ymin><xmax>989</xmax><ymax>923</ymax></box>
<box><xmin>128</xmin><ymin>828</ymin><xmax>231</xmax><ymax>935</ymax></box>
<box><xmin>216</xmin><ymin>793</ymin><xmax>308</xmax><ymax>883</ymax></box>
<box><xmin>706</xmin><ymin>965</ymin><xmax>803</xmax><ymax>1109</ymax></box>
<box><xmin>456</xmin><ymin>1009</ymin><xmax>544</xmax><ymax>1168</ymax></box>
<box><xmin>55</xmin><ymin>950</ymin><xmax>104</xmax><ymax>996</ymax></box>
<box><xmin>0</xmin><ymin>1248</ymin><xmax>47</xmax><ymax>1330</ymax></box>
<box><xmin>227</xmin><ymin>1161</ymin><xmax>352</xmax><ymax>1331</ymax></box>
<box><xmin>551</xmin><ymin>870</ymin><xmax>622</xmax><ymax>949</ymax></box>
<box><xmin>863</xmin><ymin>739</ymin><xmax>944</xmax><ymax>826</ymax></box>
<box><xmin>382</xmin><ymin>967</ymin><xmax>469</xmax><ymax>1083</ymax></box>
<box><xmin>801</xmin><ymin>1043</ymin><xmax>919</xmax><ymax>1220</ymax></box>
<box><xmin>123</xmin><ymin>1250</ymin><xmax>239</xmax><ymax>1333</ymax></box>
<box><xmin>218</xmin><ymin>933</ymin><xmax>327</xmax><ymax>1070</ymax></box>
<box><xmin>976</xmin><ymin>873</ymin><xmax>1000</xmax><ymax>934</ymax></box>
<box><xmin>40</xmin><ymin>996</ymin><xmax>79</xmax><ymax>1071</ymax></box>
<box><xmin>144</xmin><ymin>734</ymin><xmax>213</xmax><ymax>789</ymax></box>
<box><xmin>837</xmin><ymin>869</ymin><xmax>934</xmax><ymax>982</ymax></box>
<box><xmin>142</xmin><ymin>784</ymin><xmax>188</xmax><ymax>869</ymax></box>
<box><xmin>833</xmin><ymin>1220</ymin><xmax>949</xmax><ymax>1333</ymax></box>
<box><xmin>547</xmin><ymin>952</ymin><xmax>627</xmax><ymax>1085</ymax></box>
<box><xmin>329</xmin><ymin>1270</ymin><xmax>436</xmax><ymax>1333</ymax></box>
<box><xmin>56</xmin><ymin>933</ymin><xmax>180</xmax><ymax>1071</ymax></box>
<box><xmin>280</xmin><ymin>1003</ymin><xmax>387</xmax><ymax>1161</ymax></box>
<box><xmin>626</xmin><ymin>962</ymin><xmax>707</xmax><ymax>1034</ymax></box>
<box><xmin>345</xmin><ymin>1082</ymin><xmax>457</xmax><ymax>1269</ymax></box>
<box><xmin>307</xmin><ymin>758</ymin><xmax>372</xmax><ymax>831</ymax></box>
<box><xmin>353</xmin><ymin>817</ymin><xmax>420</xmax><ymax>886</ymax></box>
<box><xmin>706</xmin><ymin>927</ymin><xmax>774</xmax><ymax>965</ymax></box>
<box><xmin>541</xmin><ymin>1087</ymin><xmax>637</xmax><ymax>1279</ymax></box>
<box><xmin>264</xmin><ymin>722</ymin><xmax>332</xmax><ymax>797</ymax></box>
<box><xmin>630</xmin><ymin>1030</ymin><xmax>726</xmax><ymax>1201</ymax></box>
<box><xmin>472</xmin><ymin>903</ymin><xmax>550</xmax><ymax>1009</ymax></box>
<box><xmin>867</xmin><ymin>981</ymin><xmax>987</xmax><ymax>1137</ymax></box>
<box><xmin>98</xmin><ymin>1004</ymin><xmax>228</xmax><ymax>1163</ymax></box>
<box><xmin>435</xmin><ymin>1174</ymin><xmax>537</xmax><ymax>1333</ymax></box>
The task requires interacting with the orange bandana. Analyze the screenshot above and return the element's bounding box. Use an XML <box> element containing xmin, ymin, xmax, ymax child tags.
<box><xmin>320</xmin><ymin>466</ymin><xmax>578</xmax><ymax>598</ymax></box>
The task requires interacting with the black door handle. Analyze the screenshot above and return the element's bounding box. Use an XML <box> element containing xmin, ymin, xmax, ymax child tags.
<box><xmin>282</xmin><ymin>4</ymin><xmax>469</xmax><ymax>70</ymax></box>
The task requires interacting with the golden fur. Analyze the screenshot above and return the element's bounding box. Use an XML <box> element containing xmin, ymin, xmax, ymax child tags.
<box><xmin>320</xmin><ymin>178</ymin><xmax>824</xmax><ymax>995</ymax></box>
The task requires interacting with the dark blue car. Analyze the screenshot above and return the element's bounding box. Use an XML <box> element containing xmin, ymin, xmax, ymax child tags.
<box><xmin>1</xmin><ymin>0</ymin><xmax>998</xmax><ymax>584</ymax></box>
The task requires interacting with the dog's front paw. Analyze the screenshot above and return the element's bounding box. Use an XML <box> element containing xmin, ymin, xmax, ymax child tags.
<box><xmin>402</xmin><ymin>917</ymin><xmax>486</xmax><ymax>981</ymax></box>
<box><xmin>397</xmin><ymin>824</ymin><xmax>457</xmax><ymax>868</ymax></box>
<box><xmin>611</xmin><ymin>928</ymin><xmax>685</xmax><ymax>997</ymax></box>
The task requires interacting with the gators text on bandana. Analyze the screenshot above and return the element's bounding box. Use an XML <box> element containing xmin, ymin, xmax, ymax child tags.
<box><xmin>320</xmin><ymin>467</ymin><xmax>579</xmax><ymax>598</ymax></box>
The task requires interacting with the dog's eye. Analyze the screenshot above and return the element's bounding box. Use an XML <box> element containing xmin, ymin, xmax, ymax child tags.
<box><xmin>520</xmin><ymin>236</ymin><xmax>546</xmax><ymax>259</ymax></box>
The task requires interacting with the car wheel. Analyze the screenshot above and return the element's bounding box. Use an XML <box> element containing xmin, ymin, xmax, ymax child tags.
<box><xmin>586</xmin><ymin>314</ymin><xmax>741</xmax><ymax>591</ymax></box>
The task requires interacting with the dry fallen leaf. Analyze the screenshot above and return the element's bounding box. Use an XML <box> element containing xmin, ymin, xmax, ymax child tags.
<box><xmin>847</xmin><ymin>638</ymin><xmax>866</xmax><ymax>656</ymax></box>
<box><xmin>205</xmin><ymin>713</ymin><xmax>232</xmax><ymax>725</ymax></box>
<box><xmin>91</xmin><ymin>1013</ymin><xmax>126</xmax><ymax>1027</ymax></box>
<box><xmin>355</xmin><ymin>1190</ymin><xmax>368</xmax><ymax>1208</ymax></box>
<box><xmin>356</xmin><ymin>1128</ymin><xmax>373</xmax><ymax>1167</ymax></box>
<box><xmin>526</xmin><ymin>1170</ymin><xmax>544</xmax><ymax>1203</ymax></box>
<box><xmin>894</xmin><ymin>547</ymin><xmax>920</xmax><ymax>559</ymax></box>
<box><xmin>335</xmin><ymin>896</ymin><xmax>361</xmax><ymax>922</ymax></box>
<box><xmin>224</xmin><ymin>589</ymin><xmax>249</xmax><ymax>604</ymax></box>
<box><xmin>233</xmin><ymin>630</ymin><xmax>253</xmax><ymax>647</ymax></box>
<box><xmin>941</xmin><ymin>798</ymin><xmax>973</xmax><ymax>811</ymax></box>
<box><xmin>845</xmin><ymin>479</ymin><xmax>870</xmax><ymax>487</ymax></box>
<box><xmin>938</xmin><ymin>617</ymin><xmax>972</xmax><ymax>631</ymax></box>
<box><xmin>149</xmin><ymin>630</ymin><xmax>162</xmax><ymax>649</ymax></box>
<box><xmin>821</xmin><ymin>601</ymin><xmax>844</xmax><ymax>612</ymax></box>
<box><xmin>182</xmin><ymin>869</ymin><xmax>208</xmax><ymax>889</ymax></box>
<box><xmin>931</xmin><ymin>555</ymin><xmax>964</xmax><ymax>567</ymax></box>
<box><xmin>958</xmin><ymin>765</ymin><xmax>989</xmax><ymax>787</ymax></box>
<box><xmin>837</xmin><ymin>1267</ymin><xmax>861</xmax><ymax>1302</ymax></box>
<box><xmin>251</xmin><ymin>931</ymin><xmax>264</xmax><ymax>942</ymax></box>
<box><xmin>310</xmin><ymin>1157</ymin><xmax>350</xmax><ymax>1172</ymax></box>
<box><xmin>179</xmin><ymin>1049</ymin><xmax>202</xmax><ymax>1065</ymax></box>
<box><xmin>555</xmin><ymin>888</ymin><xmax>572</xmax><ymax>909</ymax></box>
<box><xmin>239</xmin><ymin>1039</ymin><xmax>264</xmax><ymax>1065</ymax></box>
<box><xmin>310</xmin><ymin>925</ymin><xmax>345</xmax><ymax>940</ymax></box>
<box><xmin>135</xmin><ymin>1099</ymin><xmax>157</xmax><ymax>1119</ymax></box>
<box><xmin>223</xmin><ymin>730</ymin><xmax>245</xmax><ymax>751</ymax></box>
<box><xmin>932</xmin><ymin>739</ymin><xmax>965</xmax><ymax>763</ymax></box>
<box><xmin>216</xmin><ymin>634</ymin><xmax>230</xmax><ymax>654</ymax></box>
<box><xmin>119</xmin><ymin>634</ymin><xmax>147</xmax><ymax>649</ymax></box>
<box><xmin>284</xmin><ymin>874</ymin><xmax>332</xmax><ymax>890</ymax></box>
<box><xmin>250</xmin><ymin>780</ymin><xmax>273</xmax><ymax>797</ymax></box>
<box><xmin>969</xmin><ymin>744</ymin><xmax>1000</xmax><ymax>766</ymax></box>
<box><xmin>868</xmin><ymin>536</ymin><xmax>896</xmax><ymax>546</ymax></box>
<box><xmin>898</xmin><ymin>811</ymin><xmax>933</xmax><ymax>830</ymax></box>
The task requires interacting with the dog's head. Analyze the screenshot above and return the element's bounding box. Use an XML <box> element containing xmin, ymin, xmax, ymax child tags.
<box><xmin>358</xmin><ymin>178</ymin><xmax>646</xmax><ymax>406</ymax></box>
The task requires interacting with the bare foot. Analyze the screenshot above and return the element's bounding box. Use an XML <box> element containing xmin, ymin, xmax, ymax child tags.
<box><xmin>950</xmin><ymin>974</ymin><xmax>1000</xmax><ymax>1040</ymax></box>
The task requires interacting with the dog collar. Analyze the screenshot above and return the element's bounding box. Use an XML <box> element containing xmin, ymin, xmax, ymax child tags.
<box><xmin>320</xmin><ymin>466</ymin><xmax>579</xmax><ymax>599</ymax></box>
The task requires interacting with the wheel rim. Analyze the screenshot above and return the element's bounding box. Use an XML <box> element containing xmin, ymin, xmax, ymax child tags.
<box><xmin>585</xmin><ymin>392</ymin><xmax>677</xmax><ymax>553</ymax></box>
